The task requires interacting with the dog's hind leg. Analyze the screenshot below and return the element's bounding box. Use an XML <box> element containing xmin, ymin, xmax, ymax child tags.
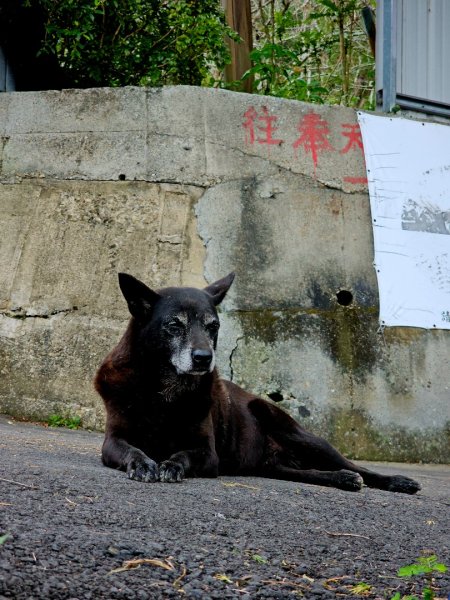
<box><xmin>280</xmin><ymin>430</ymin><xmax>420</xmax><ymax>493</ymax></box>
<box><xmin>259</xmin><ymin>464</ymin><xmax>364</xmax><ymax>492</ymax></box>
<box><xmin>249</xmin><ymin>398</ymin><xmax>420</xmax><ymax>494</ymax></box>
<box><xmin>342</xmin><ymin>463</ymin><xmax>421</xmax><ymax>494</ymax></box>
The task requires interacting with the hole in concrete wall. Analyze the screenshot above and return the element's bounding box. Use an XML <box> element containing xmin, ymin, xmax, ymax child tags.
<box><xmin>267</xmin><ymin>391</ymin><xmax>283</xmax><ymax>402</ymax></box>
<box><xmin>336</xmin><ymin>289</ymin><xmax>354</xmax><ymax>306</ymax></box>
<box><xmin>298</xmin><ymin>405</ymin><xmax>311</xmax><ymax>418</ymax></box>
<box><xmin>118</xmin><ymin>173</ymin><xmax>126</xmax><ymax>181</ymax></box>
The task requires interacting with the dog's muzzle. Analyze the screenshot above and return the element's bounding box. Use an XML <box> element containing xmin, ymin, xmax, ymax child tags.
<box><xmin>191</xmin><ymin>349</ymin><xmax>213</xmax><ymax>373</ymax></box>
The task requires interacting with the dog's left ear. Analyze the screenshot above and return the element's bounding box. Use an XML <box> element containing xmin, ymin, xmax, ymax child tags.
<box><xmin>204</xmin><ymin>272</ymin><xmax>235</xmax><ymax>306</ymax></box>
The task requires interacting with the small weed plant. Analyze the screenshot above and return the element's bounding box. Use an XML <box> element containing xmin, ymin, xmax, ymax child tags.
<box><xmin>391</xmin><ymin>555</ymin><xmax>447</xmax><ymax>600</ymax></box>
<box><xmin>47</xmin><ymin>414</ymin><xmax>82</xmax><ymax>429</ymax></box>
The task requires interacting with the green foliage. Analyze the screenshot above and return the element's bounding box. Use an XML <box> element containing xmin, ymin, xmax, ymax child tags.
<box><xmin>47</xmin><ymin>414</ymin><xmax>82</xmax><ymax>429</ymax></box>
<box><xmin>244</xmin><ymin>40</ymin><xmax>327</xmax><ymax>103</ymax></box>
<box><xmin>398</xmin><ymin>555</ymin><xmax>447</xmax><ymax>578</ymax></box>
<box><xmin>0</xmin><ymin>534</ymin><xmax>11</xmax><ymax>546</ymax></box>
<box><xmin>246</xmin><ymin>0</ymin><xmax>376</xmax><ymax>108</ymax></box>
<box><xmin>251</xmin><ymin>554</ymin><xmax>268</xmax><ymax>564</ymax></box>
<box><xmin>25</xmin><ymin>0</ymin><xmax>375</xmax><ymax>108</ymax></box>
<box><xmin>349</xmin><ymin>582</ymin><xmax>372</xmax><ymax>595</ymax></box>
<box><xmin>27</xmin><ymin>0</ymin><xmax>238</xmax><ymax>87</ymax></box>
<box><xmin>390</xmin><ymin>555</ymin><xmax>448</xmax><ymax>600</ymax></box>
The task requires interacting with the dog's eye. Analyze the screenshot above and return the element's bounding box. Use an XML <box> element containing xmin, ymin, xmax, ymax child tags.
<box><xmin>206</xmin><ymin>321</ymin><xmax>220</xmax><ymax>334</ymax></box>
<box><xmin>165</xmin><ymin>319</ymin><xmax>184</xmax><ymax>332</ymax></box>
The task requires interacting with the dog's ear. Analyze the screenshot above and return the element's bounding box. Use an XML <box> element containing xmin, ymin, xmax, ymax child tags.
<box><xmin>204</xmin><ymin>272</ymin><xmax>235</xmax><ymax>306</ymax></box>
<box><xmin>118</xmin><ymin>273</ymin><xmax>160</xmax><ymax>319</ymax></box>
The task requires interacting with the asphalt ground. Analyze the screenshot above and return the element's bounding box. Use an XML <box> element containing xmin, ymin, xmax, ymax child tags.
<box><xmin>0</xmin><ymin>415</ymin><xmax>449</xmax><ymax>599</ymax></box>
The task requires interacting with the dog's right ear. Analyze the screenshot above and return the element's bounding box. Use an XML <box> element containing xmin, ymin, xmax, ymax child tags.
<box><xmin>118</xmin><ymin>273</ymin><xmax>160</xmax><ymax>320</ymax></box>
<box><xmin>204</xmin><ymin>272</ymin><xmax>235</xmax><ymax>306</ymax></box>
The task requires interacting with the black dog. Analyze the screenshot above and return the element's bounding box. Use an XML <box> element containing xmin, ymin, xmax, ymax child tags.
<box><xmin>95</xmin><ymin>273</ymin><xmax>420</xmax><ymax>494</ymax></box>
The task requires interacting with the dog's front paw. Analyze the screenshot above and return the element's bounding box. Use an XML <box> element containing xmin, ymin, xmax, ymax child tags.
<box><xmin>159</xmin><ymin>460</ymin><xmax>185</xmax><ymax>483</ymax></box>
<box><xmin>387</xmin><ymin>475</ymin><xmax>421</xmax><ymax>494</ymax></box>
<box><xmin>127</xmin><ymin>456</ymin><xmax>159</xmax><ymax>483</ymax></box>
<box><xmin>335</xmin><ymin>470</ymin><xmax>364</xmax><ymax>492</ymax></box>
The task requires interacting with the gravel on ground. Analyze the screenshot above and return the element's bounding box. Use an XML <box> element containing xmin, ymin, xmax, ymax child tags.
<box><xmin>0</xmin><ymin>416</ymin><xmax>449</xmax><ymax>599</ymax></box>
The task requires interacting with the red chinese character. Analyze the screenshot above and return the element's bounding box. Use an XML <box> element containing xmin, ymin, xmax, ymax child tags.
<box><xmin>293</xmin><ymin>112</ymin><xmax>333</xmax><ymax>174</ymax></box>
<box><xmin>243</xmin><ymin>106</ymin><xmax>282</xmax><ymax>146</ymax></box>
<box><xmin>340</xmin><ymin>123</ymin><xmax>363</xmax><ymax>154</ymax></box>
<box><xmin>256</xmin><ymin>106</ymin><xmax>282</xmax><ymax>145</ymax></box>
<box><xmin>243</xmin><ymin>107</ymin><xmax>258</xmax><ymax>145</ymax></box>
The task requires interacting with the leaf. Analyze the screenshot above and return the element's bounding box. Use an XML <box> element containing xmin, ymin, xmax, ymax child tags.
<box><xmin>398</xmin><ymin>564</ymin><xmax>424</xmax><ymax>577</ymax></box>
<box><xmin>173</xmin><ymin>565</ymin><xmax>187</xmax><ymax>589</ymax></box>
<box><xmin>252</xmin><ymin>554</ymin><xmax>268</xmax><ymax>564</ymax></box>
<box><xmin>221</xmin><ymin>482</ymin><xmax>260</xmax><ymax>491</ymax></box>
<box><xmin>214</xmin><ymin>573</ymin><xmax>233</xmax><ymax>584</ymax></box>
<box><xmin>350</xmin><ymin>582</ymin><xmax>372</xmax><ymax>595</ymax></box>
<box><xmin>316</xmin><ymin>0</ymin><xmax>339</xmax><ymax>12</ymax></box>
<box><xmin>423</xmin><ymin>588</ymin><xmax>434</xmax><ymax>600</ymax></box>
<box><xmin>0</xmin><ymin>534</ymin><xmax>11</xmax><ymax>546</ymax></box>
<box><xmin>109</xmin><ymin>557</ymin><xmax>175</xmax><ymax>575</ymax></box>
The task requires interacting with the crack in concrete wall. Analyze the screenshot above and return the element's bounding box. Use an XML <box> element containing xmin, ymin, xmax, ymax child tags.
<box><xmin>228</xmin><ymin>335</ymin><xmax>244</xmax><ymax>383</ymax></box>
<box><xmin>0</xmin><ymin>307</ymin><xmax>81</xmax><ymax>319</ymax></box>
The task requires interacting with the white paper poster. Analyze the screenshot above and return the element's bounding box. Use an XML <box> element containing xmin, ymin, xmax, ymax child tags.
<box><xmin>357</xmin><ymin>112</ymin><xmax>450</xmax><ymax>329</ymax></box>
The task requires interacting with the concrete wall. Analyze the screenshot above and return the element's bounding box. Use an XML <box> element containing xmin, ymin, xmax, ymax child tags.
<box><xmin>0</xmin><ymin>86</ymin><xmax>448</xmax><ymax>462</ymax></box>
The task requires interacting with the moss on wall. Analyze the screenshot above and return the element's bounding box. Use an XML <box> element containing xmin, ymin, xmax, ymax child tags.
<box><xmin>316</xmin><ymin>407</ymin><xmax>450</xmax><ymax>464</ymax></box>
<box><xmin>227</xmin><ymin>306</ymin><xmax>450</xmax><ymax>464</ymax></box>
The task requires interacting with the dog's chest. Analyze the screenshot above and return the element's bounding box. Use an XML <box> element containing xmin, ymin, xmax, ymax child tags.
<box><xmin>128</xmin><ymin>399</ymin><xmax>208</xmax><ymax>461</ymax></box>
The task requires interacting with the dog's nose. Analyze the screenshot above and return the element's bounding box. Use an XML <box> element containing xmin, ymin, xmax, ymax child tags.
<box><xmin>192</xmin><ymin>349</ymin><xmax>213</xmax><ymax>369</ymax></box>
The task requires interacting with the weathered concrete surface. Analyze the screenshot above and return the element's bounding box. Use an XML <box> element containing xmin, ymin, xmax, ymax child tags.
<box><xmin>0</xmin><ymin>86</ymin><xmax>449</xmax><ymax>461</ymax></box>
<box><xmin>197</xmin><ymin>173</ymin><xmax>450</xmax><ymax>462</ymax></box>
<box><xmin>0</xmin><ymin>179</ymin><xmax>205</xmax><ymax>429</ymax></box>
